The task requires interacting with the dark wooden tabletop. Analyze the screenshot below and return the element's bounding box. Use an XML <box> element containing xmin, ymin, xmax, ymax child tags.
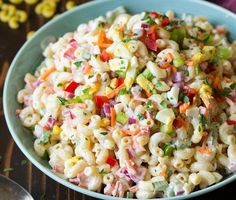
<box><xmin>0</xmin><ymin>0</ymin><xmax>236</xmax><ymax>200</ymax></box>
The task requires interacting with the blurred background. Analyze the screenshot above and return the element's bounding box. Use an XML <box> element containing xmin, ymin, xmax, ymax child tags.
<box><xmin>0</xmin><ymin>0</ymin><xmax>236</xmax><ymax>199</ymax></box>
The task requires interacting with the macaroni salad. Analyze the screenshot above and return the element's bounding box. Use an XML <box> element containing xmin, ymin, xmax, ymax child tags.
<box><xmin>17</xmin><ymin>7</ymin><xmax>236</xmax><ymax>199</ymax></box>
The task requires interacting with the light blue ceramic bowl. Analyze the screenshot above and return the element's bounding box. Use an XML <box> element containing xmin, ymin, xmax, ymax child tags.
<box><xmin>3</xmin><ymin>0</ymin><xmax>236</xmax><ymax>199</ymax></box>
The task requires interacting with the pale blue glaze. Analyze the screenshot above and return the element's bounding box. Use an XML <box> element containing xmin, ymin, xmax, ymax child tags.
<box><xmin>3</xmin><ymin>0</ymin><xmax>236</xmax><ymax>199</ymax></box>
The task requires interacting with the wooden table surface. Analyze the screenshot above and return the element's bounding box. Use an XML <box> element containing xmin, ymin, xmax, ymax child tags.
<box><xmin>0</xmin><ymin>0</ymin><xmax>236</xmax><ymax>199</ymax></box>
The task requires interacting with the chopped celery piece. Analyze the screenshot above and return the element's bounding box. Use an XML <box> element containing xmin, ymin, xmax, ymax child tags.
<box><xmin>218</xmin><ymin>47</ymin><xmax>230</xmax><ymax>59</ymax></box>
<box><xmin>173</xmin><ymin>57</ymin><xmax>184</xmax><ymax>68</ymax></box>
<box><xmin>170</xmin><ymin>28</ymin><xmax>186</xmax><ymax>47</ymax></box>
<box><xmin>143</xmin><ymin>69</ymin><xmax>155</xmax><ymax>81</ymax></box>
<box><xmin>116</xmin><ymin>112</ymin><xmax>128</xmax><ymax>124</ymax></box>
<box><xmin>152</xmin><ymin>180</ymin><xmax>168</xmax><ymax>192</ymax></box>
<box><xmin>163</xmin><ymin>144</ymin><xmax>175</xmax><ymax>156</ymax></box>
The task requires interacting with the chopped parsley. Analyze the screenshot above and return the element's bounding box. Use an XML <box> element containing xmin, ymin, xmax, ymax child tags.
<box><xmin>74</xmin><ymin>61</ymin><xmax>82</xmax><ymax>68</ymax></box>
<box><xmin>100</xmin><ymin>132</ymin><xmax>108</xmax><ymax>135</ymax></box>
<box><xmin>199</xmin><ymin>114</ymin><xmax>207</xmax><ymax>127</ymax></box>
<box><xmin>214</xmin><ymin>87</ymin><xmax>231</xmax><ymax>97</ymax></box>
<box><xmin>137</xmin><ymin>113</ymin><xmax>145</xmax><ymax>120</ymax></box>
<box><xmin>184</xmin><ymin>69</ymin><xmax>189</xmax><ymax>77</ymax></box>
<box><xmin>99</xmin><ymin>169</ymin><xmax>109</xmax><ymax>174</ymax></box>
<box><xmin>88</xmin><ymin>74</ymin><xmax>94</xmax><ymax>79</ymax></box>
<box><xmin>203</xmin><ymin>77</ymin><xmax>210</xmax><ymax>85</ymax></box>
<box><xmin>57</xmin><ymin>83</ymin><xmax>63</xmax><ymax>87</ymax></box>
<box><xmin>3</xmin><ymin>167</ymin><xmax>14</xmax><ymax>172</ymax></box>
<box><xmin>38</xmin><ymin>131</ymin><xmax>50</xmax><ymax>144</ymax></box>
<box><xmin>142</xmin><ymin>13</ymin><xmax>156</xmax><ymax>26</ymax></box>
<box><xmin>122</xmin><ymin>38</ymin><xmax>132</xmax><ymax>43</ymax></box>
<box><xmin>57</xmin><ymin>96</ymin><xmax>68</xmax><ymax>105</ymax></box>
<box><xmin>21</xmin><ymin>159</ymin><xmax>28</xmax><ymax>166</ymax></box>
<box><xmin>230</xmin><ymin>82</ymin><xmax>236</xmax><ymax>90</ymax></box>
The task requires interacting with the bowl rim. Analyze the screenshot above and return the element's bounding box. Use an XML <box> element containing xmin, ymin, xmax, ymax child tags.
<box><xmin>3</xmin><ymin>0</ymin><xmax>236</xmax><ymax>199</ymax></box>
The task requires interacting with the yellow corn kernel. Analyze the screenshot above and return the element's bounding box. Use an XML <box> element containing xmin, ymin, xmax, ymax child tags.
<box><xmin>105</xmin><ymin>86</ymin><xmax>112</xmax><ymax>96</ymax></box>
<box><xmin>10</xmin><ymin>0</ymin><xmax>24</xmax><ymax>4</ymax></box>
<box><xmin>0</xmin><ymin>0</ymin><xmax>3</xmax><ymax>7</ymax></box>
<box><xmin>199</xmin><ymin>84</ymin><xmax>212</xmax><ymax>97</ymax></box>
<box><xmin>192</xmin><ymin>52</ymin><xmax>204</xmax><ymax>65</ymax></box>
<box><xmin>0</xmin><ymin>10</ymin><xmax>10</xmax><ymax>23</ymax></box>
<box><xmin>124</xmin><ymin>77</ymin><xmax>134</xmax><ymax>89</ymax></box>
<box><xmin>101</xmin><ymin>118</ymin><xmax>110</xmax><ymax>127</ymax></box>
<box><xmin>52</xmin><ymin>125</ymin><xmax>62</xmax><ymax>135</ymax></box>
<box><xmin>89</xmin><ymin>83</ymin><xmax>100</xmax><ymax>94</ymax></box>
<box><xmin>42</xmin><ymin>6</ymin><xmax>55</xmax><ymax>18</ymax></box>
<box><xmin>67</xmin><ymin>156</ymin><xmax>80</xmax><ymax>166</ymax></box>
<box><xmin>8</xmin><ymin>16</ymin><xmax>19</xmax><ymax>29</ymax></box>
<box><xmin>24</xmin><ymin>0</ymin><xmax>38</xmax><ymax>5</ymax></box>
<box><xmin>110</xmin><ymin>78</ymin><xmax>117</xmax><ymax>89</ymax></box>
<box><xmin>66</xmin><ymin>1</ymin><xmax>76</xmax><ymax>10</ymax></box>
<box><xmin>136</xmin><ymin>74</ymin><xmax>154</xmax><ymax>93</ymax></box>
<box><xmin>26</xmin><ymin>31</ymin><xmax>35</xmax><ymax>40</ymax></box>
<box><xmin>16</xmin><ymin>10</ymin><xmax>27</xmax><ymax>23</ymax></box>
<box><xmin>35</xmin><ymin>3</ymin><xmax>44</xmax><ymax>15</ymax></box>
<box><xmin>1</xmin><ymin>3</ymin><xmax>9</xmax><ymax>10</ymax></box>
<box><xmin>44</xmin><ymin>1</ymin><xmax>56</xmax><ymax>9</ymax></box>
<box><xmin>7</xmin><ymin>5</ymin><xmax>17</xmax><ymax>17</ymax></box>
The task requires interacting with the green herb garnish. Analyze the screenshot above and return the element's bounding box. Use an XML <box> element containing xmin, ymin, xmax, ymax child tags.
<box><xmin>74</xmin><ymin>61</ymin><xmax>82</xmax><ymax>68</ymax></box>
<box><xmin>100</xmin><ymin>132</ymin><xmax>108</xmax><ymax>135</ymax></box>
<box><xmin>99</xmin><ymin>169</ymin><xmax>109</xmax><ymax>174</ymax></box>
<box><xmin>230</xmin><ymin>82</ymin><xmax>236</xmax><ymax>90</ymax></box>
<box><xmin>38</xmin><ymin>131</ymin><xmax>50</xmax><ymax>144</ymax></box>
<box><xmin>137</xmin><ymin>113</ymin><xmax>145</xmax><ymax>120</ymax></box>
<box><xmin>21</xmin><ymin>159</ymin><xmax>28</xmax><ymax>166</ymax></box>
<box><xmin>118</xmin><ymin>89</ymin><xmax>129</xmax><ymax>95</ymax></box>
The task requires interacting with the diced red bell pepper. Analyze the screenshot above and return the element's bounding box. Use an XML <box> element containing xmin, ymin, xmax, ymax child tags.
<box><xmin>100</xmin><ymin>50</ymin><xmax>111</xmax><ymax>62</ymax></box>
<box><xmin>95</xmin><ymin>96</ymin><xmax>109</xmax><ymax>108</ymax></box>
<box><xmin>173</xmin><ymin>116</ymin><xmax>186</xmax><ymax>129</ymax></box>
<box><xmin>117</xmin><ymin>77</ymin><xmax>124</xmax><ymax>87</ymax></box>
<box><xmin>149</xmin><ymin>12</ymin><xmax>160</xmax><ymax>18</ymax></box>
<box><xmin>226</xmin><ymin>120</ymin><xmax>236</xmax><ymax>125</ymax></box>
<box><xmin>65</xmin><ymin>81</ymin><xmax>80</xmax><ymax>93</ymax></box>
<box><xmin>162</xmin><ymin>17</ymin><xmax>170</xmax><ymax>26</ymax></box>
<box><xmin>64</xmin><ymin>48</ymin><xmax>76</xmax><ymax>60</ymax></box>
<box><xmin>144</xmin><ymin>38</ymin><xmax>159</xmax><ymax>52</ymax></box>
<box><xmin>69</xmin><ymin>39</ymin><xmax>78</xmax><ymax>48</ymax></box>
<box><xmin>106</xmin><ymin>156</ymin><xmax>117</xmax><ymax>167</ymax></box>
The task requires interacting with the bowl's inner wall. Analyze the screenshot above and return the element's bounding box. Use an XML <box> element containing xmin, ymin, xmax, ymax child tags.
<box><xmin>4</xmin><ymin>0</ymin><xmax>236</xmax><ymax>198</ymax></box>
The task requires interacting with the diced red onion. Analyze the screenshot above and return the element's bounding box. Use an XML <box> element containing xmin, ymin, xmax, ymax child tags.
<box><xmin>126</xmin><ymin>146</ymin><xmax>136</xmax><ymax>158</ymax></box>
<box><xmin>67</xmin><ymin>93</ymin><xmax>75</xmax><ymax>99</ymax></box>
<box><xmin>176</xmin><ymin>190</ymin><xmax>185</xmax><ymax>196</ymax></box>
<box><xmin>33</xmin><ymin>80</ymin><xmax>42</xmax><ymax>87</ymax></box>
<box><xmin>69</xmin><ymin>39</ymin><xmax>78</xmax><ymax>48</ymax></box>
<box><xmin>103</xmin><ymin>103</ymin><xmax>111</xmax><ymax>118</ymax></box>
<box><xmin>69</xmin><ymin>177</ymin><xmax>81</xmax><ymax>184</ymax></box>
<box><xmin>173</xmin><ymin>82</ymin><xmax>184</xmax><ymax>89</ymax></box>
<box><xmin>172</xmin><ymin>71</ymin><xmax>184</xmax><ymax>82</ymax></box>
<box><xmin>128</xmin><ymin>118</ymin><xmax>136</xmax><ymax>124</ymax></box>
<box><xmin>157</xmin><ymin>60</ymin><xmax>166</xmax><ymax>66</ymax></box>
<box><xmin>141</xmin><ymin>23</ymin><xmax>149</xmax><ymax>28</ymax></box>
<box><xmin>199</xmin><ymin>106</ymin><xmax>207</xmax><ymax>115</ymax></box>
<box><xmin>129</xmin><ymin>167</ymin><xmax>147</xmax><ymax>183</ymax></box>
<box><xmin>144</xmin><ymin>38</ymin><xmax>159</xmax><ymax>52</ymax></box>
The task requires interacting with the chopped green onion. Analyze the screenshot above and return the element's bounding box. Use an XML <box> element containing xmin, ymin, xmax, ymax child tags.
<box><xmin>230</xmin><ymin>82</ymin><xmax>236</xmax><ymax>90</ymax></box>
<box><xmin>57</xmin><ymin>96</ymin><xmax>68</xmax><ymax>105</ymax></box>
<box><xmin>173</xmin><ymin>57</ymin><xmax>184</xmax><ymax>68</ymax></box>
<box><xmin>116</xmin><ymin>71</ymin><xmax>126</xmax><ymax>77</ymax></box>
<box><xmin>199</xmin><ymin>114</ymin><xmax>207</xmax><ymax>127</ymax></box>
<box><xmin>184</xmin><ymin>70</ymin><xmax>189</xmax><ymax>77</ymax></box>
<box><xmin>163</xmin><ymin>144</ymin><xmax>175</xmax><ymax>156</ymax></box>
<box><xmin>143</xmin><ymin>69</ymin><xmax>155</xmax><ymax>81</ymax></box>
<box><xmin>81</xmin><ymin>88</ymin><xmax>92</xmax><ymax>100</ymax></box>
<box><xmin>116</xmin><ymin>112</ymin><xmax>128</xmax><ymax>124</ymax></box>
<box><xmin>152</xmin><ymin>180</ymin><xmax>168</xmax><ymax>191</ymax></box>
<box><xmin>203</xmin><ymin>34</ymin><xmax>214</xmax><ymax>44</ymax></box>
<box><xmin>203</xmin><ymin>77</ymin><xmax>210</xmax><ymax>85</ymax></box>
<box><xmin>57</xmin><ymin>83</ymin><xmax>63</xmax><ymax>87</ymax></box>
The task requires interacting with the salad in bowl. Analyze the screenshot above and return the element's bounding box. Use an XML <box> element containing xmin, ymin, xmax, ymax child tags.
<box><xmin>16</xmin><ymin>6</ymin><xmax>236</xmax><ymax>199</ymax></box>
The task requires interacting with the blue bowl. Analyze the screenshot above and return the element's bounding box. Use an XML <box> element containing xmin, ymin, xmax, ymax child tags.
<box><xmin>4</xmin><ymin>0</ymin><xmax>236</xmax><ymax>199</ymax></box>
